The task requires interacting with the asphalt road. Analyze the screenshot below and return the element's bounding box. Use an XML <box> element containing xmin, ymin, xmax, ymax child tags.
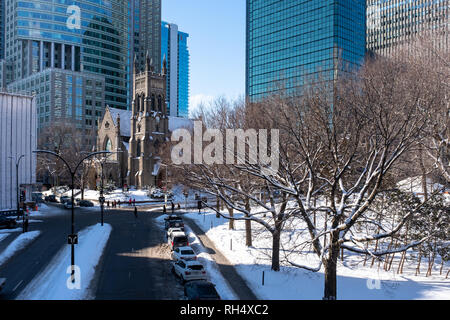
<box><xmin>0</xmin><ymin>204</ymin><xmax>184</xmax><ymax>300</ymax></box>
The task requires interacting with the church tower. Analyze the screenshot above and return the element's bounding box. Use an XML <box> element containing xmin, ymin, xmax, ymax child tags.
<box><xmin>127</xmin><ymin>53</ymin><xmax>169</xmax><ymax>188</ymax></box>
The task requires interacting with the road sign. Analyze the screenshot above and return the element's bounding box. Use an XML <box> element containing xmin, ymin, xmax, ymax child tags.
<box><xmin>68</xmin><ymin>234</ymin><xmax>78</xmax><ymax>245</ymax></box>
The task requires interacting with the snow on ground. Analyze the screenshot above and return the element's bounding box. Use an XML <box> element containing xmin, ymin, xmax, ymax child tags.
<box><xmin>17</xmin><ymin>223</ymin><xmax>112</xmax><ymax>300</ymax></box>
<box><xmin>0</xmin><ymin>231</ymin><xmax>41</xmax><ymax>267</ymax></box>
<box><xmin>185</xmin><ymin>209</ymin><xmax>450</xmax><ymax>300</ymax></box>
<box><xmin>154</xmin><ymin>214</ymin><xmax>238</xmax><ymax>300</ymax></box>
<box><xmin>0</xmin><ymin>233</ymin><xmax>9</xmax><ymax>243</ymax></box>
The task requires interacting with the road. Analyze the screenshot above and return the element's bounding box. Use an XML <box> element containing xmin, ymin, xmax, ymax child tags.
<box><xmin>0</xmin><ymin>204</ymin><xmax>184</xmax><ymax>300</ymax></box>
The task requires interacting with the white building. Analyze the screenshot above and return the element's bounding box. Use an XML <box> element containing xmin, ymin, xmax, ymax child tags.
<box><xmin>0</xmin><ymin>92</ymin><xmax>37</xmax><ymax>211</ymax></box>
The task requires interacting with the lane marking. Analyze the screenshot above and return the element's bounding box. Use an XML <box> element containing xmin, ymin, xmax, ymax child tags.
<box><xmin>13</xmin><ymin>280</ymin><xmax>23</xmax><ymax>292</ymax></box>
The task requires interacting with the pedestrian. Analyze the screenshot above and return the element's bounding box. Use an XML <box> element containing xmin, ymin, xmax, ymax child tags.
<box><xmin>171</xmin><ymin>201</ymin><xmax>175</xmax><ymax>214</ymax></box>
<box><xmin>113</xmin><ymin>200</ymin><xmax>116</xmax><ymax>208</ymax></box>
<box><xmin>133</xmin><ymin>198</ymin><xmax>136</xmax><ymax>206</ymax></box>
<box><xmin>118</xmin><ymin>200</ymin><xmax>121</xmax><ymax>208</ymax></box>
<box><xmin>129</xmin><ymin>198</ymin><xmax>132</xmax><ymax>206</ymax></box>
<box><xmin>24</xmin><ymin>215</ymin><xmax>29</xmax><ymax>232</ymax></box>
<box><xmin>177</xmin><ymin>203</ymin><xmax>181</xmax><ymax>210</ymax></box>
<box><xmin>163</xmin><ymin>204</ymin><xmax>166</xmax><ymax>214</ymax></box>
<box><xmin>134</xmin><ymin>206</ymin><xmax>138</xmax><ymax>219</ymax></box>
<box><xmin>107</xmin><ymin>201</ymin><xmax>110</xmax><ymax>209</ymax></box>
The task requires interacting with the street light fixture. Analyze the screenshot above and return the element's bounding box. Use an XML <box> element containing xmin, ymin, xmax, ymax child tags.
<box><xmin>33</xmin><ymin>149</ymin><xmax>111</xmax><ymax>282</ymax></box>
<box><xmin>9</xmin><ymin>155</ymin><xmax>25</xmax><ymax>233</ymax></box>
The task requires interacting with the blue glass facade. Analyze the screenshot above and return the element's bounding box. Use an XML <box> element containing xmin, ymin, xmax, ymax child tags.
<box><xmin>8</xmin><ymin>0</ymin><xmax>128</xmax><ymax>109</ymax></box>
<box><xmin>246</xmin><ymin>0</ymin><xmax>366</xmax><ymax>100</ymax></box>
<box><xmin>161</xmin><ymin>21</ymin><xmax>190</xmax><ymax>118</ymax></box>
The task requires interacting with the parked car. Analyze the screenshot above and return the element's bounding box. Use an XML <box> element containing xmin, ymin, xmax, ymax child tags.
<box><xmin>183</xmin><ymin>280</ymin><xmax>221</xmax><ymax>300</ymax></box>
<box><xmin>164</xmin><ymin>215</ymin><xmax>184</xmax><ymax>230</ymax></box>
<box><xmin>64</xmin><ymin>201</ymin><xmax>75</xmax><ymax>209</ymax></box>
<box><xmin>78</xmin><ymin>200</ymin><xmax>94</xmax><ymax>207</ymax></box>
<box><xmin>166</xmin><ymin>227</ymin><xmax>184</xmax><ymax>239</ymax></box>
<box><xmin>172</xmin><ymin>260</ymin><xmax>207</xmax><ymax>283</ymax></box>
<box><xmin>172</xmin><ymin>246</ymin><xmax>197</xmax><ymax>261</ymax></box>
<box><xmin>59</xmin><ymin>196</ymin><xmax>70</xmax><ymax>204</ymax></box>
<box><xmin>45</xmin><ymin>195</ymin><xmax>57</xmax><ymax>202</ymax></box>
<box><xmin>0</xmin><ymin>216</ymin><xmax>17</xmax><ymax>229</ymax></box>
<box><xmin>168</xmin><ymin>231</ymin><xmax>189</xmax><ymax>251</ymax></box>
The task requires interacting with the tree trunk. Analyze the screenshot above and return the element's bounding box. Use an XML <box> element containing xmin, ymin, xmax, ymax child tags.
<box><xmin>419</xmin><ymin>149</ymin><xmax>428</xmax><ymax>201</ymax></box>
<box><xmin>271</xmin><ymin>229</ymin><xmax>281</xmax><ymax>271</ymax></box>
<box><xmin>416</xmin><ymin>250</ymin><xmax>422</xmax><ymax>276</ymax></box>
<box><xmin>323</xmin><ymin>242</ymin><xmax>340</xmax><ymax>300</ymax></box>
<box><xmin>227</xmin><ymin>206</ymin><xmax>234</xmax><ymax>230</ymax></box>
<box><xmin>245</xmin><ymin>200</ymin><xmax>252</xmax><ymax>247</ymax></box>
<box><xmin>216</xmin><ymin>196</ymin><xmax>220</xmax><ymax>218</ymax></box>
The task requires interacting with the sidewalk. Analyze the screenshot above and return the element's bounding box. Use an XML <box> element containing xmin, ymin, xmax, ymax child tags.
<box><xmin>183</xmin><ymin>216</ymin><xmax>258</xmax><ymax>300</ymax></box>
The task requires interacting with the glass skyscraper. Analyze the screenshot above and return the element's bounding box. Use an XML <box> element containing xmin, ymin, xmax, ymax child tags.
<box><xmin>2</xmin><ymin>0</ymin><xmax>129</xmax><ymax>141</ymax></box>
<box><xmin>161</xmin><ymin>21</ymin><xmax>190</xmax><ymax>118</ymax></box>
<box><xmin>246</xmin><ymin>0</ymin><xmax>366</xmax><ymax>101</ymax></box>
<box><xmin>367</xmin><ymin>0</ymin><xmax>449</xmax><ymax>56</ymax></box>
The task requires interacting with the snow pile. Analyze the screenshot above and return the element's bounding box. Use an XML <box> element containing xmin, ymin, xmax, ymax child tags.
<box><xmin>155</xmin><ymin>215</ymin><xmax>237</xmax><ymax>300</ymax></box>
<box><xmin>0</xmin><ymin>231</ymin><xmax>41</xmax><ymax>267</ymax></box>
<box><xmin>185</xmin><ymin>210</ymin><xmax>450</xmax><ymax>300</ymax></box>
<box><xmin>17</xmin><ymin>223</ymin><xmax>112</xmax><ymax>300</ymax></box>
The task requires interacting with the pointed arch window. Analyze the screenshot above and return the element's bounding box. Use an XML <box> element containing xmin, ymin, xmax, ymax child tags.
<box><xmin>136</xmin><ymin>140</ymin><xmax>141</xmax><ymax>158</ymax></box>
<box><xmin>105</xmin><ymin>138</ymin><xmax>112</xmax><ymax>152</ymax></box>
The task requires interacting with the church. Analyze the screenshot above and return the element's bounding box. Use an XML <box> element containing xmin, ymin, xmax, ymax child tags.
<box><xmin>95</xmin><ymin>54</ymin><xmax>192</xmax><ymax>189</ymax></box>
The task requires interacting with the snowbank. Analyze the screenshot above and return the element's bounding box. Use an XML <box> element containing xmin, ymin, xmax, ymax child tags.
<box><xmin>185</xmin><ymin>210</ymin><xmax>450</xmax><ymax>300</ymax></box>
<box><xmin>0</xmin><ymin>231</ymin><xmax>41</xmax><ymax>267</ymax></box>
<box><xmin>17</xmin><ymin>223</ymin><xmax>112</xmax><ymax>300</ymax></box>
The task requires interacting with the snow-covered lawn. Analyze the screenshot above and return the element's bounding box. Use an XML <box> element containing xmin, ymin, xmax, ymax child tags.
<box><xmin>0</xmin><ymin>231</ymin><xmax>41</xmax><ymax>267</ymax></box>
<box><xmin>17</xmin><ymin>223</ymin><xmax>112</xmax><ymax>300</ymax></box>
<box><xmin>154</xmin><ymin>214</ymin><xmax>238</xmax><ymax>300</ymax></box>
<box><xmin>185</xmin><ymin>210</ymin><xmax>450</xmax><ymax>300</ymax></box>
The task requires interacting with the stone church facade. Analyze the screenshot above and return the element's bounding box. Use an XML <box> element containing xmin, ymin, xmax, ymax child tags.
<box><xmin>95</xmin><ymin>55</ymin><xmax>169</xmax><ymax>189</ymax></box>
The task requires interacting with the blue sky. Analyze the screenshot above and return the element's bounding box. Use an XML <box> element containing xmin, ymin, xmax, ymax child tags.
<box><xmin>162</xmin><ymin>0</ymin><xmax>246</xmax><ymax>114</ymax></box>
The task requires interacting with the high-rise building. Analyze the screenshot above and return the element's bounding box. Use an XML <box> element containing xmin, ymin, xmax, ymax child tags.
<box><xmin>128</xmin><ymin>0</ymin><xmax>162</xmax><ymax>106</ymax></box>
<box><xmin>161</xmin><ymin>21</ymin><xmax>190</xmax><ymax>118</ymax></box>
<box><xmin>3</xmin><ymin>0</ymin><xmax>129</xmax><ymax>137</ymax></box>
<box><xmin>0</xmin><ymin>0</ymin><xmax>4</xmax><ymax>60</ymax></box>
<box><xmin>366</xmin><ymin>0</ymin><xmax>449</xmax><ymax>55</ymax></box>
<box><xmin>246</xmin><ymin>0</ymin><xmax>366</xmax><ymax>101</ymax></box>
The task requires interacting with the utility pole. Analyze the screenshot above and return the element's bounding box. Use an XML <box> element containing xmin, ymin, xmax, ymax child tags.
<box><xmin>9</xmin><ymin>155</ymin><xmax>25</xmax><ymax>232</ymax></box>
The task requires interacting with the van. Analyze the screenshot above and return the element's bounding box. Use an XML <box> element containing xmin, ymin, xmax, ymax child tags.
<box><xmin>169</xmin><ymin>231</ymin><xmax>189</xmax><ymax>251</ymax></box>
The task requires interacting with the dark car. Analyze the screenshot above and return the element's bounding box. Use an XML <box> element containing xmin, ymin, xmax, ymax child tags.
<box><xmin>45</xmin><ymin>195</ymin><xmax>57</xmax><ymax>202</ymax></box>
<box><xmin>59</xmin><ymin>196</ymin><xmax>70</xmax><ymax>204</ymax></box>
<box><xmin>164</xmin><ymin>216</ymin><xmax>184</xmax><ymax>230</ymax></box>
<box><xmin>184</xmin><ymin>281</ymin><xmax>221</xmax><ymax>300</ymax></box>
<box><xmin>0</xmin><ymin>216</ymin><xmax>17</xmax><ymax>229</ymax></box>
<box><xmin>78</xmin><ymin>200</ymin><xmax>94</xmax><ymax>207</ymax></box>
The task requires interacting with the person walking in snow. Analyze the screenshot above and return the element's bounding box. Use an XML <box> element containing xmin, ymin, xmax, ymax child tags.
<box><xmin>134</xmin><ymin>206</ymin><xmax>138</xmax><ymax>219</ymax></box>
<box><xmin>133</xmin><ymin>198</ymin><xmax>136</xmax><ymax>206</ymax></box>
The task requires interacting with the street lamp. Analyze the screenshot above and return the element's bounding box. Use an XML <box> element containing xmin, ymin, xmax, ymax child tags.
<box><xmin>33</xmin><ymin>149</ymin><xmax>111</xmax><ymax>282</ymax></box>
<box><xmin>9</xmin><ymin>155</ymin><xmax>25</xmax><ymax>233</ymax></box>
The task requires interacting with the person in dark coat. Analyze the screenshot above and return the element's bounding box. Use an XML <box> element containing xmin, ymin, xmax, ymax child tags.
<box><xmin>171</xmin><ymin>201</ymin><xmax>175</xmax><ymax>214</ymax></box>
<box><xmin>133</xmin><ymin>198</ymin><xmax>136</xmax><ymax>206</ymax></box>
<box><xmin>134</xmin><ymin>206</ymin><xmax>138</xmax><ymax>219</ymax></box>
<box><xmin>163</xmin><ymin>205</ymin><xmax>166</xmax><ymax>214</ymax></box>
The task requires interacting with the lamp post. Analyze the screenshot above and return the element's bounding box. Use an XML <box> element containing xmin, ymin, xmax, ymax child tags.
<box><xmin>33</xmin><ymin>149</ymin><xmax>111</xmax><ymax>282</ymax></box>
<box><xmin>9</xmin><ymin>155</ymin><xmax>25</xmax><ymax>232</ymax></box>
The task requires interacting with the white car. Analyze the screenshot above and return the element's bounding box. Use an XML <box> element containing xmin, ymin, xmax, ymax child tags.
<box><xmin>172</xmin><ymin>246</ymin><xmax>197</xmax><ymax>261</ymax></box>
<box><xmin>172</xmin><ymin>260</ymin><xmax>207</xmax><ymax>283</ymax></box>
<box><xmin>168</xmin><ymin>231</ymin><xmax>189</xmax><ymax>251</ymax></box>
<box><xmin>167</xmin><ymin>227</ymin><xmax>184</xmax><ymax>239</ymax></box>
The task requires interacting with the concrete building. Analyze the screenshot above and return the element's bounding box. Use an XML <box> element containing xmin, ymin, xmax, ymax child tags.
<box><xmin>367</xmin><ymin>0</ymin><xmax>449</xmax><ymax>55</ymax></box>
<box><xmin>161</xmin><ymin>21</ymin><xmax>190</xmax><ymax>118</ymax></box>
<box><xmin>0</xmin><ymin>92</ymin><xmax>37</xmax><ymax>211</ymax></box>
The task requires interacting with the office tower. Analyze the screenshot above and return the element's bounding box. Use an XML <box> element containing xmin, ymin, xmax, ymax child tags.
<box><xmin>367</xmin><ymin>0</ymin><xmax>449</xmax><ymax>55</ymax></box>
<box><xmin>128</xmin><ymin>0</ymin><xmax>162</xmax><ymax>106</ymax></box>
<box><xmin>3</xmin><ymin>0</ymin><xmax>129</xmax><ymax>138</ymax></box>
<box><xmin>0</xmin><ymin>0</ymin><xmax>4</xmax><ymax>60</ymax></box>
<box><xmin>246</xmin><ymin>0</ymin><xmax>366</xmax><ymax>101</ymax></box>
<box><xmin>161</xmin><ymin>21</ymin><xmax>190</xmax><ymax>118</ymax></box>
